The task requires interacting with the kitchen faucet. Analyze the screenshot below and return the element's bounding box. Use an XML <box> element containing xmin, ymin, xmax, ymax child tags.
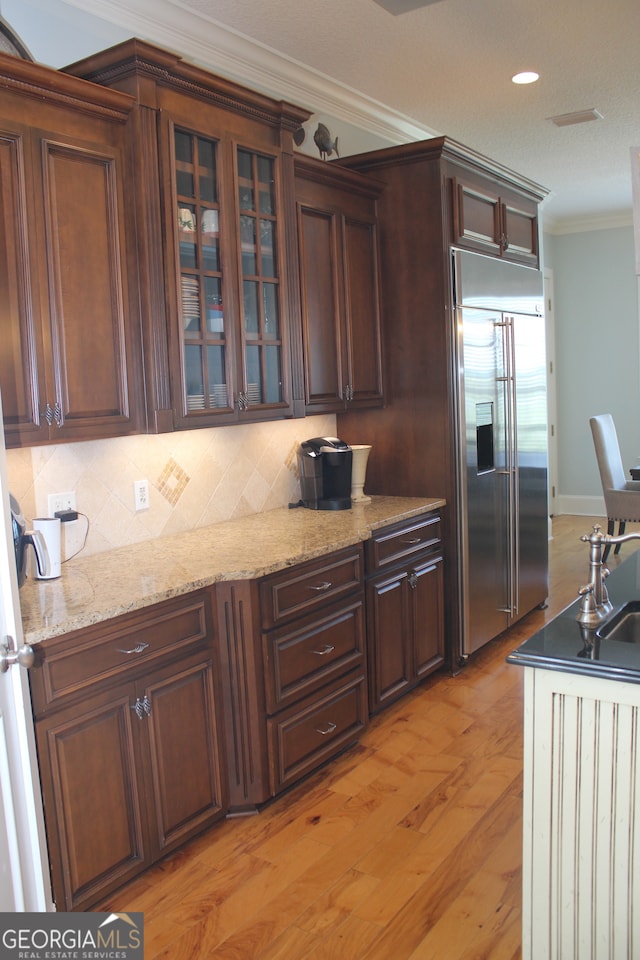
<box><xmin>576</xmin><ymin>524</ymin><xmax>640</xmax><ymax>625</ymax></box>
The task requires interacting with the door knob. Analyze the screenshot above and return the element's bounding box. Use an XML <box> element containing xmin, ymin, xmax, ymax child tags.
<box><xmin>1</xmin><ymin>635</ymin><xmax>35</xmax><ymax>673</ymax></box>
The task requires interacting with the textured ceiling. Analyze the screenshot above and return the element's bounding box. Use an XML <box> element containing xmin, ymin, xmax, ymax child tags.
<box><xmin>169</xmin><ymin>0</ymin><xmax>639</xmax><ymax>228</ymax></box>
<box><xmin>58</xmin><ymin>0</ymin><xmax>639</xmax><ymax>229</ymax></box>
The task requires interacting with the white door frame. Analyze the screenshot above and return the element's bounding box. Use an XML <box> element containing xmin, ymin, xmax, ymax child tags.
<box><xmin>0</xmin><ymin>392</ymin><xmax>53</xmax><ymax>912</ymax></box>
<box><xmin>544</xmin><ymin>267</ymin><xmax>558</xmax><ymax>525</ymax></box>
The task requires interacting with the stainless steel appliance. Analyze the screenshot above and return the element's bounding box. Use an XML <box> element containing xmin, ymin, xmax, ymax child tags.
<box><xmin>298</xmin><ymin>437</ymin><xmax>353</xmax><ymax>510</ymax></box>
<box><xmin>453</xmin><ymin>250</ymin><xmax>548</xmax><ymax>657</ymax></box>
<box><xmin>10</xmin><ymin>494</ymin><xmax>50</xmax><ymax>586</ymax></box>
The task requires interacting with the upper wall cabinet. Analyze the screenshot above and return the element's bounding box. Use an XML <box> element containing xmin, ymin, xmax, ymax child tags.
<box><xmin>294</xmin><ymin>156</ymin><xmax>384</xmax><ymax>414</ymax></box>
<box><xmin>0</xmin><ymin>51</ymin><xmax>144</xmax><ymax>447</ymax></box>
<box><xmin>452</xmin><ymin>172</ymin><xmax>540</xmax><ymax>266</ymax></box>
<box><xmin>66</xmin><ymin>40</ymin><xmax>311</xmax><ymax>431</ymax></box>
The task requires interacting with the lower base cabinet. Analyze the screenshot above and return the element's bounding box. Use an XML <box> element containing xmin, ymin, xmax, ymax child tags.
<box><xmin>366</xmin><ymin>511</ymin><xmax>445</xmax><ymax>713</ymax></box>
<box><xmin>267</xmin><ymin>669</ymin><xmax>367</xmax><ymax>793</ymax></box>
<box><xmin>30</xmin><ymin>511</ymin><xmax>445</xmax><ymax>910</ymax></box>
<box><xmin>30</xmin><ymin>591</ymin><xmax>226</xmax><ymax>912</ymax></box>
<box><xmin>261</xmin><ymin>545</ymin><xmax>368</xmax><ymax>795</ymax></box>
<box><xmin>216</xmin><ymin>546</ymin><xmax>369</xmax><ymax>809</ymax></box>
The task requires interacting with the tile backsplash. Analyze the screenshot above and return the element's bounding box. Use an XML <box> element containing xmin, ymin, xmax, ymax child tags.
<box><xmin>6</xmin><ymin>416</ymin><xmax>336</xmax><ymax>560</ymax></box>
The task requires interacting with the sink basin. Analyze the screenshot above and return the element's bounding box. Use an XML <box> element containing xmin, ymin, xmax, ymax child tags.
<box><xmin>596</xmin><ymin>601</ymin><xmax>640</xmax><ymax>643</ymax></box>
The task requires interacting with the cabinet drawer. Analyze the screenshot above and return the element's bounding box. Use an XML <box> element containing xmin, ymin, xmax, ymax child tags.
<box><xmin>263</xmin><ymin>597</ymin><xmax>365</xmax><ymax>712</ymax></box>
<box><xmin>267</xmin><ymin>670</ymin><xmax>367</xmax><ymax>794</ymax></box>
<box><xmin>30</xmin><ymin>591</ymin><xmax>212</xmax><ymax>715</ymax></box>
<box><xmin>366</xmin><ymin>513</ymin><xmax>441</xmax><ymax>573</ymax></box>
<box><xmin>260</xmin><ymin>546</ymin><xmax>363</xmax><ymax>629</ymax></box>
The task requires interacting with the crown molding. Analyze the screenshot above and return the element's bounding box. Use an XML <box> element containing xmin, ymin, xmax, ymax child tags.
<box><xmin>59</xmin><ymin>0</ymin><xmax>435</xmax><ymax>144</ymax></box>
<box><xmin>544</xmin><ymin>210</ymin><xmax>633</xmax><ymax>236</ymax></box>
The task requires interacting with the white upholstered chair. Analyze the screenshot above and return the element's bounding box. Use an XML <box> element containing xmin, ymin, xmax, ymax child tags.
<box><xmin>590</xmin><ymin>414</ymin><xmax>640</xmax><ymax>561</ymax></box>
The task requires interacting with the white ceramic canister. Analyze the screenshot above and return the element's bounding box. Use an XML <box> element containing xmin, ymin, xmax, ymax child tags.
<box><xmin>350</xmin><ymin>445</ymin><xmax>372</xmax><ymax>503</ymax></box>
<box><xmin>32</xmin><ymin>517</ymin><xmax>61</xmax><ymax>579</ymax></box>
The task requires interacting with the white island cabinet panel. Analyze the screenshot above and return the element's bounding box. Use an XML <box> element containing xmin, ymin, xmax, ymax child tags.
<box><xmin>523</xmin><ymin>666</ymin><xmax>640</xmax><ymax>960</ymax></box>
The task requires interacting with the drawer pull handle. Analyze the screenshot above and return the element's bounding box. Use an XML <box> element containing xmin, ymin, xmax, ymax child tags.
<box><xmin>403</xmin><ymin>537</ymin><xmax>422</xmax><ymax>544</ymax></box>
<box><xmin>312</xmin><ymin>644</ymin><xmax>335</xmax><ymax>656</ymax></box>
<box><xmin>309</xmin><ymin>581</ymin><xmax>332</xmax><ymax>592</ymax></box>
<box><xmin>316</xmin><ymin>721</ymin><xmax>337</xmax><ymax>736</ymax></box>
<box><xmin>117</xmin><ymin>642</ymin><xmax>150</xmax><ymax>655</ymax></box>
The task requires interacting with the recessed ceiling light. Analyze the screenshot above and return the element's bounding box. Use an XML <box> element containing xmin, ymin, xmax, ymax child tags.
<box><xmin>512</xmin><ymin>72</ymin><xmax>539</xmax><ymax>85</ymax></box>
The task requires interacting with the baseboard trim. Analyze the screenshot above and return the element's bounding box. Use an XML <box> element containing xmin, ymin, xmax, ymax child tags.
<box><xmin>555</xmin><ymin>494</ymin><xmax>605</xmax><ymax>517</ymax></box>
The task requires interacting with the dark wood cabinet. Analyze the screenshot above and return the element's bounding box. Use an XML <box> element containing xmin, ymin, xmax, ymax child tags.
<box><xmin>261</xmin><ymin>547</ymin><xmax>367</xmax><ymax>794</ymax></box>
<box><xmin>294</xmin><ymin>155</ymin><xmax>384</xmax><ymax>413</ymax></box>
<box><xmin>214</xmin><ymin>578</ymin><xmax>268</xmax><ymax>812</ymax></box>
<box><xmin>335</xmin><ymin>138</ymin><xmax>545</xmax><ymax>664</ymax></box>
<box><xmin>35</xmin><ymin>682</ymin><xmax>146</xmax><ymax>910</ymax></box>
<box><xmin>30</xmin><ymin>590</ymin><xmax>226</xmax><ymax>911</ymax></box>
<box><xmin>216</xmin><ymin>545</ymin><xmax>367</xmax><ymax>807</ymax></box>
<box><xmin>28</xmin><ymin>511</ymin><xmax>442</xmax><ymax>907</ymax></box>
<box><xmin>365</xmin><ymin>512</ymin><xmax>444</xmax><ymax>713</ymax></box>
<box><xmin>267</xmin><ymin>667</ymin><xmax>367</xmax><ymax>792</ymax></box>
<box><xmin>0</xmin><ymin>51</ymin><xmax>144</xmax><ymax>448</ymax></box>
<box><xmin>452</xmin><ymin>173</ymin><xmax>539</xmax><ymax>265</ymax></box>
<box><xmin>67</xmin><ymin>40</ymin><xmax>310</xmax><ymax>432</ymax></box>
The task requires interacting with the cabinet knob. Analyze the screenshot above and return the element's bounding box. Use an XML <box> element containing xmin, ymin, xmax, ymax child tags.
<box><xmin>408</xmin><ymin>572</ymin><xmax>418</xmax><ymax>590</ymax></box>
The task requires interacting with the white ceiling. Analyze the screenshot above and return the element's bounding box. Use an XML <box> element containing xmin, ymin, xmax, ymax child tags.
<box><xmin>60</xmin><ymin>0</ymin><xmax>640</xmax><ymax>231</ymax></box>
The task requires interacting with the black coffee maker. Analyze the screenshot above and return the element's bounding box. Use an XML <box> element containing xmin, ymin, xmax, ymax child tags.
<box><xmin>298</xmin><ymin>437</ymin><xmax>353</xmax><ymax>510</ymax></box>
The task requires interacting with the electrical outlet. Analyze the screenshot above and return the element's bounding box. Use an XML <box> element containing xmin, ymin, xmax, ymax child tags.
<box><xmin>134</xmin><ymin>479</ymin><xmax>150</xmax><ymax>512</ymax></box>
<box><xmin>48</xmin><ymin>492</ymin><xmax>77</xmax><ymax>517</ymax></box>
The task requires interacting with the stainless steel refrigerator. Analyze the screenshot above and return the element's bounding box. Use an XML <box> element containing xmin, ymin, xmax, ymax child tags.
<box><xmin>453</xmin><ymin>250</ymin><xmax>548</xmax><ymax>658</ymax></box>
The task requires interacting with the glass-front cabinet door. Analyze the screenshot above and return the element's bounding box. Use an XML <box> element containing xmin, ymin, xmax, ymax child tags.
<box><xmin>170</xmin><ymin>125</ymin><xmax>291</xmax><ymax>425</ymax></box>
<box><xmin>174</xmin><ymin>128</ymin><xmax>232</xmax><ymax>417</ymax></box>
<box><xmin>237</xmin><ymin>148</ymin><xmax>284</xmax><ymax>410</ymax></box>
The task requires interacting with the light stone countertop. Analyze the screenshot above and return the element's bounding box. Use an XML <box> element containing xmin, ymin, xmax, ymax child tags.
<box><xmin>20</xmin><ymin>495</ymin><xmax>445</xmax><ymax>644</ymax></box>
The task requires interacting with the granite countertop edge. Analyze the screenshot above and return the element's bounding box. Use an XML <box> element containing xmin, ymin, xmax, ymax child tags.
<box><xmin>20</xmin><ymin>495</ymin><xmax>446</xmax><ymax>644</ymax></box>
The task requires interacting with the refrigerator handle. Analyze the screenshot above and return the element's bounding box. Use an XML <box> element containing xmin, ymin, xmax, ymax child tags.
<box><xmin>505</xmin><ymin>315</ymin><xmax>519</xmax><ymax>617</ymax></box>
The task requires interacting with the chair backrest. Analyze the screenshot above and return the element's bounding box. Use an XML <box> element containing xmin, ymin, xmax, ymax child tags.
<box><xmin>590</xmin><ymin>414</ymin><xmax>627</xmax><ymax>497</ymax></box>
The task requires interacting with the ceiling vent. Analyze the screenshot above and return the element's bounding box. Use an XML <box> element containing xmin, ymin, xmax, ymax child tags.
<box><xmin>373</xmin><ymin>0</ymin><xmax>446</xmax><ymax>13</ymax></box>
<box><xmin>548</xmin><ymin>108</ymin><xmax>604</xmax><ymax>127</ymax></box>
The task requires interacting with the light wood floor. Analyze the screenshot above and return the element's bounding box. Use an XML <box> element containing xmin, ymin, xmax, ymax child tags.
<box><xmin>98</xmin><ymin>515</ymin><xmax>640</xmax><ymax>959</ymax></box>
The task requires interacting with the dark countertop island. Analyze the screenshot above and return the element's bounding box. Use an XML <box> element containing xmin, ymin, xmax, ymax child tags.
<box><xmin>507</xmin><ymin>547</ymin><xmax>640</xmax><ymax>684</ymax></box>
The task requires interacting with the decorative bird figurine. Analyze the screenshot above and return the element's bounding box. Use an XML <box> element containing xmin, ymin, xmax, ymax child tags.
<box><xmin>313</xmin><ymin>123</ymin><xmax>339</xmax><ymax>160</ymax></box>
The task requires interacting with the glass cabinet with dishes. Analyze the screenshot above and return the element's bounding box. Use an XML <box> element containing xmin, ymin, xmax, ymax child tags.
<box><xmin>175</xmin><ymin>129</ymin><xmax>229</xmax><ymax>414</ymax></box>
<box><xmin>237</xmin><ymin>148</ymin><xmax>284</xmax><ymax>409</ymax></box>
<box><xmin>165</xmin><ymin>118</ymin><xmax>303</xmax><ymax>429</ymax></box>
<box><xmin>66</xmin><ymin>38</ymin><xmax>310</xmax><ymax>431</ymax></box>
